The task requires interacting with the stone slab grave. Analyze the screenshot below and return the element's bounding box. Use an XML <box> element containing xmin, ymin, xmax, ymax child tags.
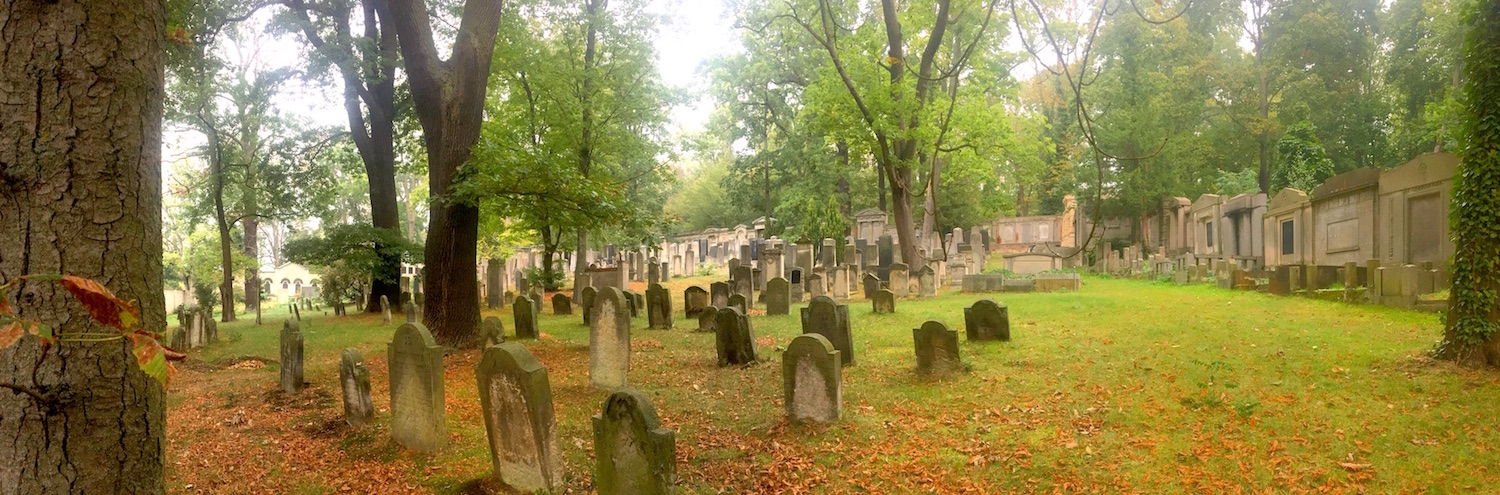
<box><xmin>590</xmin><ymin>287</ymin><xmax>632</xmax><ymax>389</ymax></box>
<box><xmin>389</xmin><ymin>321</ymin><xmax>446</xmax><ymax>451</ymax></box>
<box><xmin>381</xmin><ymin>295</ymin><xmax>392</xmax><ymax>325</ymax></box>
<box><xmin>727</xmin><ymin>294</ymin><xmax>748</xmax><ymax>318</ymax></box>
<box><xmin>697</xmin><ymin>306</ymin><xmax>719</xmax><ymax>333</ymax></box>
<box><xmin>783</xmin><ymin>333</ymin><xmax>841</xmax><ymax>424</ymax></box>
<box><xmin>917</xmin><ymin>266</ymin><xmax>936</xmax><ymax>298</ymax></box>
<box><xmin>593</xmin><ymin>388</ymin><xmax>677</xmax><ymax>495</ymax></box>
<box><xmin>800</xmin><ymin>296</ymin><xmax>854</xmax><ymax>366</ymax></box>
<box><xmin>1034</xmin><ymin>273</ymin><xmax>1081</xmax><ymax>292</ymax></box>
<box><xmin>765</xmin><ymin>277</ymin><xmax>790</xmax><ymax>315</ymax></box>
<box><xmin>580</xmin><ymin>286</ymin><xmax>597</xmax><ymax>325</ymax></box>
<box><xmin>732</xmin><ymin>265</ymin><xmax>755</xmax><ymax>307</ymax></box>
<box><xmin>913</xmin><ymin>320</ymin><xmax>962</xmax><ymax>378</ymax></box>
<box><xmin>514</xmin><ymin>295</ymin><xmax>540</xmax><ymax>339</ymax></box>
<box><xmin>807</xmin><ymin>273</ymin><xmax>826</xmax><ymax>299</ymax></box>
<box><xmin>961</xmin><ymin>273</ymin><xmax>1007</xmax><ymax>293</ymax></box>
<box><xmin>480</xmin><ymin>316</ymin><xmax>506</xmax><ymax>346</ymax></box>
<box><xmin>710</xmin><ymin>281</ymin><xmax>730</xmax><ymax>309</ymax></box>
<box><xmin>964</xmin><ymin>299</ymin><xmax>1010</xmax><ymax>341</ymax></box>
<box><xmin>684</xmin><ymin>286</ymin><xmax>708</xmax><ymax>317</ymax></box>
<box><xmin>477</xmin><ymin>343</ymin><xmax>564</xmax><ymax>493</ymax></box>
<box><xmin>340</xmin><ymin>348</ymin><xmax>374</xmax><ymax>426</ymax></box>
<box><xmin>280</xmin><ymin>319</ymin><xmax>304</xmax><ymax>393</ymax></box>
<box><xmin>626</xmin><ymin>290</ymin><xmax>643</xmax><ymax>318</ymax></box>
<box><xmin>862</xmin><ymin>272</ymin><xmax>881</xmax><ymax>300</ymax></box>
<box><xmin>646</xmin><ymin>283</ymin><xmax>673</xmax><ymax>330</ymax></box>
<box><xmin>552</xmin><ymin>293</ymin><xmax>572</xmax><ymax>315</ymax></box>
<box><xmin>831</xmin><ymin>266</ymin><xmax>849</xmax><ymax>301</ymax></box>
<box><xmin>528</xmin><ymin>291</ymin><xmax>543</xmax><ymax>314</ymax></box>
<box><xmin>889</xmin><ymin>262</ymin><xmax>910</xmax><ymax>298</ymax></box>
<box><xmin>715</xmin><ymin>306</ymin><xmax>758</xmax><ymax>366</ymax></box>
<box><xmin>872</xmin><ymin>289</ymin><xmax>896</xmax><ymax>314</ymax></box>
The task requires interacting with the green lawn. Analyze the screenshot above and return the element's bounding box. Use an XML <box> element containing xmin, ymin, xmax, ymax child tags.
<box><xmin>165</xmin><ymin>274</ymin><xmax>1499</xmax><ymax>494</ymax></box>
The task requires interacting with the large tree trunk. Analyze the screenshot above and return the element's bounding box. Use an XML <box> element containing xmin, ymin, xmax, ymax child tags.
<box><xmin>213</xmin><ymin>163</ymin><xmax>236</xmax><ymax>322</ymax></box>
<box><xmin>573</xmin><ymin>0</ymin><xmax>604</xmax><ymax>300</ymax></box>
<box><xmin>0</xmin><ymin>0</ymin><xmax>166</xmax><ymax>492</ymax></box>
<box><xmin>389</xmin><ymin>0</ymin><xmax>504</xmax><ymax>347</ymax></box>
<box><xmin>243</xmin><ymin>217</ymin><xmax>260</xmax><ymax>314</ymax></box>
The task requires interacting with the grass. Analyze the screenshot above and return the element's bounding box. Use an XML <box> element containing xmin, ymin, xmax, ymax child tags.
<box><xmin>164</xmin><ymin>273</ymin><xmax>1500</xmax><ymax>494</ymax></box>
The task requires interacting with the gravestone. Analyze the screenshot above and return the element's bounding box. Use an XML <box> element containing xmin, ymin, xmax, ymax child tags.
<box><xmin>592</xmin><ymin>388</ymin><xmax>676</xmax><ymax>495</ymax></box>
<box><xmin>517</xmin><ymin>277</ymin><xmax>530</xmax><ymax>297</ymax></box>
<box><xmin>783</xmin><ymin>334</ymin><xmax>841</xmax><ymax>424</ymax></box>
<box><xmin>477</xmin><ymin>343</ymin><xmax>564</xmax><ymax>493</ymax></box>
<box><xmin>862</xmin><ymin>272</ymin><xmax>881</xmax><ymax>300</ymax></box>
<box><xmin>529</xmin><ymin>291</ymin><xmax>543</xmax><ymax>315</ymax></box>
<box><xmin>714</xmin><ymin>306</ymin><xmax>758</xmax><ymax>366</ymax></box>
<box><xmin>404</xmin><ymin>301</ymin><xmax>417</xmax><ymax>323</ymax></box>
<box><xmin>381</xmin><ymin>295</ymin><xmax>392</xmax><ymax>325</ymax></box>
<box><xmin>647</xmin><ymin>261</ymin><xmax>661</xmax><ymax>286</ymax></box>
<box><xmin>646</xmin><ymin>283</ymin><xmax>673</xmax><ymax>330</ymax></box>
<box><xmin>916</xmin><ymin>266</ymin><xmax>936</xmax><ymax>297</ymax></box>
<box><xmin>807</xmin><ymin>273</ymin><xmax>826</xmax><ymax>299</ymax></box>
<box><xmin>389</xmin><ymin>322</ymin><xmax>446</xmax><ymax>451</ymax></box>
<box><xmin>964</xmin><ymin>300</ymin><xmax>1010</xmax><ymax>341</ymax></box>
<box><xmin>913</xmin><ymin>320</ymin><xmax>962</xmax><ymax>378</ymax></box>
<box><xmin>872</xmin><ymin>289</ymin><xmax>895</xmax><ymax>314</ymax></box>
<box><xmin>514</xmin><ymin>295</ymin><xmax>539</xmax><ymax>339</ymax></box>
<box><xmin>731</xmin><ymin>265</ymin><xmax>754</xmax><ymax>307</ymax></box>
<box><xmin>728</xmin><ymin>258</ymin><xmax>741</xmax><ymax>273</ymax></box>
<box><xmin>710</xmin><ymin>281</ymin><xmax>730</xmax><ymax>308</ymax></box>
<box><xmin>889</xmin><ymin>262</ymin><xmax>910</xmax><ymax>298</ymax></box>
<box><xmin>552</xmin><ymin>293</ymin><xmax>573</xmax><ymax>315</ymax></box>
<box><xmin>279</xmin><ymin>320</ymin><xmax>304</xmax><ymax>393</ymax></box>
<box><xmin>820</xmin><ymin>238</ymin><xmax>836</xmax><ymax>269</ymax></box>
<box><xmin>878</xmin><ymin>235</ymin><xmax>894</xmax><ymax>271</ymax></box>
<box><xmin>799</xmin><ymin>296</ymin><xmax>854</xmax><ymax>366</ymax></box>
<box><xmin>727</xmin><ymin>294</ymin><xmax>748</xmax><ymax>316</ymax></box>
<box><xmin>337</xmin><ymin>348</ymin><xmax>375</xmax><ymax>427</ymax></box>
<box><xmin>624</xmin><ymin>290</ymin><xmax>640</xmax><ymax>318</ymax></box>
<box><xmin>590</xmin><ymin>287</ymin><xmax>632</xmax><ymax>389</ymax></box>
<box><xmin>697</xmin><ymin>306</ymin><xmax>719</xmax><ymax>333</ymax></box>
<box><xmin>480</xmin><ymin>316</ymin><xmax>506</xmax><ymax>346</ymax></box>
<box><xmin>831</xmin><ymin>266</ymin><xmax>849</xmax><ymax>301</ymax></box>
<box><xmin>789</xmin><ymin>268</ymin><xmax>804</xmax><ymax>302</ymax></box>
<box><xmin>765</xmin><ymin>277</ymin><xmax>790</xmax><ymax>315</ymax></box>
<box><xmin>581</xmin><ymin>286</ymin><xmax>598</xmax><ymax>325</ymax></box>
<box><xmin>169</xmin><ymin>327</ymin><xmax>187</xmax><ymax>350</ymax></box>
<box><xmin>684</xmin><ymin>286</ymin><xmax>708</xmax><ymax>317</ymax></box>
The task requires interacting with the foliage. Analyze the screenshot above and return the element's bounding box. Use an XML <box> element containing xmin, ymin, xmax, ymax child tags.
<box><xmin>1273</xmin><ymin>120</ymin><xmax>1336</xmax><ymax>193</ymax></box>
<box><xmin>282</xmin><ymin>224</ymin><xmax>423</xmax><ymax>286</ymax></box>
<box><xmin>0</xmin><ymin>275</ymin><xmax>174</xmax><ymax>387</ymax></box>
<box><xmin>779</xmin><ymin>197</ymin><xmax>847</xmax><ymax>244</ymax></box>
<box><xmin>523</xmin><ymin>267</ymin><xmax>566</xmax><ymax>292</ymax></box>
<box><xmin>316</xmin><ymin>262</ymin><xmax>368</xmax><ymax>311</ymax></box>
<box><xmin>1215</xmin><ymin>168</ymin><xmax>1262</xmax><ymax>196</ymax></box>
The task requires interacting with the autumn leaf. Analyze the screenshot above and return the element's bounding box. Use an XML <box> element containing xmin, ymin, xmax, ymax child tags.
<box><xmin>0</xmin><ymin>322</ymin><xmax>22</xmax><ymax>348</ymax></box>
<box><xmin>59</xmin><ymin>275</ymin><xmax>139</xmax><ymax>330</ymax></box>
<box><xmin>128</xmin><ymin>332</ymin><xmax>172</xmax><ymax>387</ymax></box>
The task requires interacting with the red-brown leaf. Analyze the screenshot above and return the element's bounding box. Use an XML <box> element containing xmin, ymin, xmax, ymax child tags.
<box><xmin>0</xmin><ymin>322</ymin><xmax>22</xmax><ymax>349</ymax></box>
<box><xmin>59</xmin><ymin>275</ymin><xmax>139</xmax><ymax>330</ymax></box>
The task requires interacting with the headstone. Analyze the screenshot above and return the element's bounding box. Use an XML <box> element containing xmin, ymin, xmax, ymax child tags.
<box><xmin>765</xmin><ymin>277</ymin><xmax>790</xmax><ymax>315</ymax></box>
<box><xmin>514</xmin><ymin>295</ymin><xmax>539</xmax><ymax>339</ymax></box>
<box><xmin>279</xmin><ymin>320</ymin><xmax>304</xmax><ymax>393</ymax></box>
<box><xmin>727</xmin><ymin>294</ymin><xmax>748</xmax><ymax>316</ymax></box>
<box><xmin>889</xmin><ymin>262</ymin><xmax>910</xmax><ymax>298</ymax></box>
<box><xmin>169</xmin><ymin>327</ymin><xmax>187</xmax><ymax>350</ymax></box>
<box><xmin>913</xmin><ymin>320</ymin><xmax>962</xmax><ymax>378</ymax></box>
<box><xmin>552</xmin><ymin>293</ymin><xmax>573</xmax><ymax>315</ymax></box>
<box><xmin>710</xmin><ymin>281</ymin><xmax>730</xmax><ymax>308</ymax></box>
<box><xmin>917</xmin><ymin>266</ymin><xmax>936</xmax><ymax>297</ymax></box>
<box><xmin>381</xmin><ymin>295</ymin><xmax>392</xmax><ymax>325</ymax></box>
<box><xmin>820</xmin><ymin>238</ymin><xmax>836</xmax><ymax>269</ymax></box>
<box><xmin>878</xmin><ymin>235</ymin><xmax>894</xmax><ymax>270</ymax></box>
<box><xmin>580</xmin><ymin>286</ymin><xmax>597</xmax><ymax>325</ymax></box>
<box><xmin>529</xmin><ymin>290</ymin><xmax>543</xmax><ymax>315</ymax></box>
<box><xmin>339</xmin><ymin>348</ymin><xmax>374</xmax><ymax>426</ymax></box>
<box><xmin>478</xmin><ymin>316</ymin><xmax>506</xmax><ymax>346</ymax></box>
<box><xmin>862</xmin><ymin>272</ymin><xmax>881</xmax><ymax>299</ymax></box>
<box><xmin>783</xmin><ymin>334</ymin><xmax>841</xmax><ymax>424</ymax></box>
<box><xmin>624</xmin><ymin>290</ymin><xmax>640</xmax><ymax>318</ymax></box>
<box><xmin>646</xmin><ymin>283</ymin><xmax>673</xmax><ymax>330</ymax></box>
<box><xmin>647</xmin><ymin>261</ymin><xmax>661</xmax><ymax>285</ymax></box>
<box><xmin>728</xmin><ymin>258</ymin><xmax>741</xmax><ymax>273</ymax></box>
<box><xmin>807</xmin><ymin>273</ymin><xmax>826</xmax><ymax>299</ymax></box>
<box><xmin>389</xmin><ymin>322</ymin><xmax>446</xmax><ymax>451</ymax></box>
<box><xmin>731</xmin><ymin>265</ymin><xmax>754</xmax><ymax>307</ymax></box>
<box><xmin>404</xmin><ymin>301</ymin><xmax>417</xmax><ymax>323</ymax></box>
<box><xmin>799</xmin><ymin>296</ymin><xmax>853</xmax><ymax>366</ymax></box>
<box><xmin>714</xmin><ymin>307</ymin><xmax>758</xmax><ymax>366</ymax></box>
<box><xmin>964</xmin><ymin>300</ymin><xmax>1010</xmax><ymax>341</ymax></box>
<box><xmin>592</xmin><ymin>389</ymin><xmax>677</xmax><ymax>495</ymax></box>
<box><xmin>684</xmin><ymin>286</ymin><xmax>708</xmax><ymax>317</ymax></box>
<box><xmin>589</xmin><ymin>287</ymin><xmax>632</xmax><ymax>389</ymax></box>
<box><xmin>477</xmin><ymin>343</ymin><xmax>564</xmax><ymax>493</ymax></box>
<box><xmin>789</xmin><ymin>268</ymin><xmax>804</xmax><ymax>302</ymax></box>
<box><xmin>871</xmin><ymin>289</ymin><xmax>895</xmax><ymax>314</ymax></box>
<box><xmin>696</xmin><ymin>306</ymin><xmax>719</xmax><ymax>333</ymax></box>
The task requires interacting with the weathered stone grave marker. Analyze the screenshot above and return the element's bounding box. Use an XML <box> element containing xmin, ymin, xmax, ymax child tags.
<box><xmin>710</xmin><ymin>281</ymin><xmax>730</xmax><ymax>308</ymax></box>
<box><xmin>917</xmin><ymin>266</ymin><xmax>936</xmax><ymax>297</ymax></box>
<box><xmin>280</xmin><ymin>319</ymin><xmax>304</xmax><ymax>393</ymax></box>
<box><xmin>684</xmin><ymin>286</ymin><xmax>708</xmax><ymax>317</ymax></box>
<box><xmin>480</xmin><ymin>316</ymin><xmax>506</xmax><ymax>346</ymax></box>
<box><xmin>872</xmin><ymin>289</ymin><xmax>896</xmax><ymax>314</ymax></box>
<box><xmin>807</xmin><ymin>273</ymin><xmax>826</xmax><ymax>299</ymax></box>
<box><xmin>783</xmin><ymin>334</ymin><xmax>841</xmax><ymax>424</ymax></box>
<box><xmin>862</xmin><ymin>272</ymin><xmax>880</xmax><ymax>300</ymax></box>
<box><xmin>477</xmin><ymin>343</ymin><xmax>564</xmax><ymax>493</ymax></box>
<box><xmin>340</xmin><ymin>348</ymin><xmax>374</xmax><ymax>426</ymax></box>
<box><xmin>552</xmin><ymin>293</ymin><xmax>573</xmax><ymax>315</ymax></box>
<box><xmin>715</xmin><ymin>306</ymin><xmax>758</xmax><ymax>366</ymax></box>
<box><xmin>381</xmin><ymin>295</ymin><xmax>392</xmax><ymax>325</ymax></box>
<box><xmin>592</xmin><ymin>388</ymin><xmax>676</xmax><ymax>495</ymax></box>
<box><xmin>963</xmin><ymin>299</ymin><xmax>1010</xmax><ymax>341</ymax></box>
<box><xmin>389</xmin><ymin>322</ymin><xmax>446</xmax><ymax>451</ymax></box>
<box><xmin>514</xmin><ymin>295</ymin><xmax>539</xmax><ymax>339</ymax></box>
<box><xmin>889</xmin><ymin>262</ymin><xmax>910</xmax><ymax>298</ymax></box>
<box><xmin>799</xmin><ymin>296</ymin><xmax>853</xmax><ymax>366</ymax></box>
<box><xmin>913</xmin><ymin>320</ymin><xmax>962</xmax><ymax>378</ymax></box>
<box><xmin>765</xmin><ymin>277</ymin><xmax>790</xmax><ymax>315</ymax></box>
<box><xmin>697</xmin><ymin>306</ymin><xmax>719</xmax><ymax>333</ymax></box>
<box><xmin>590</xmin><ymin>287</ymin><xmax>632</xmax><ymax>389</ymax></box>
<box><xmin>727</xmin><ymin>293</ymin><xmax>748</xmax><ymax>316</ymax></box>
<box><xmin>581</xmin><ymin>286</ymin><xmax>597</xmax><ymax>325</ymax></box>
<box><xmin>646</xmin><ymin>283</ymin><xmax>673</xmax><ymax>330</ymax></box>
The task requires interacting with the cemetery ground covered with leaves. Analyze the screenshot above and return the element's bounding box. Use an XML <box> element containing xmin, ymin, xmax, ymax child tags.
<box><xmin>165</xmin><ymin>274</ymin><xmax>1498</xmax><ymax>494</ymax></box>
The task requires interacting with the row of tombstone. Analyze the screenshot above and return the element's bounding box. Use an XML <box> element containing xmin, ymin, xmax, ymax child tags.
<box><xmin>169</xmin><ymin>307</ymin><xmax>220</xmax><ymax>350</ymax></box>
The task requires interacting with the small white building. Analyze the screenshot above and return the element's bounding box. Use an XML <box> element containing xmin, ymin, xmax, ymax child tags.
<box><xmin>260</xmin><ymin>262</ymin><xmax>321</xmax><ymax>302</ymax></box>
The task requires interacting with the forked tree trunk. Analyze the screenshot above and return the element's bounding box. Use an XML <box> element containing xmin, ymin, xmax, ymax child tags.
<box><xmin>0</xmin><ymin>0</ymin><xmax>167</xmax><ymax>492</ymax></box>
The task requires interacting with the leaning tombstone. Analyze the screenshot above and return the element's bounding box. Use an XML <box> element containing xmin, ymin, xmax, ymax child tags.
<box><xmin>477</xmin><ymin>343</ymin><xmax>564</xmax><ymax>493</ymax></box>
<box><xmin>514</xmin><ymin>295</ymin><xmax>539</xmax><ymax>339</ymax></box>
<box><xmin>593</xmin><ymin>388</ymin><xmax>676</xmax><ymax>495</ymax></box>
<box><xmin>799</xmin><ymin>296</ymin><xmax>854</xmax><ymax>366</ymax></box>
<box><xmin>871</xmin><ymin>289</ymin><xmax>896</xmax><ymax>314</ymax></box>
<box><xmin>710</xmin><ymin>281</ymin><xmax>730</xmax><ymax>308</ymax></box>
<box><xmin>684</xmin><ymin>286</ymin><xmax>708</xmax><ymax>317</ymax></box>
<box><xmin>340</xmin><ymin>348</ymin><xmax>374</xmax><ymax>426</ymax></box>
<box><xmin>381</xmin><ymin>295</ymin><xmax>392</xmax><ymax>325</ymax></box>
<box><xmin>913</xmin><ymin>320</ymin><xmax>962</xmax><ymax>378</ymax></box>
<box><xmin>480</xmin><ymin>316</ymin><xmax>506</xmax><ymax>346</ymax></box>
<box><xmin>783</xmin><ymin>334</ymin><xmax>841</xmax><ymax>424</ymax></box>
<box><xmin>580</xmin><ymin>286</ymin><xmax>597</xmax><ymax>325</ymax></box>
<box><xmin>552</xmin><ymin>293</ymin><xmax>573</xmax><ymax>315</ymax></box>
<box><xmin>765</xmin><ymin>277</ymin><xmax>790</xmax><ymax>315</ymax></box>
<box><xmin>862</xmin><ymin>272</ymin><xmax>881</xmax><ymax>300</ymax></box>
<box><xmin>715</xmin><ymin>306</ymin><xmax>758</xmax><ymax>366</ymax></box>
<box><xmin>389</xmin><ymin>321</ymin><xmax>446</xmax><ymax>451</ymax></box>
<box><xmin>916</xmin><ymin>266</ymin><xmax>936</xmax><ymax>297</ymax></box>
<box><xmin>697</xmin><ymin>306</ymin><xmax>719</xmax><ymax>333</ymax></box>
<box><xmin>279</xmin><ymin>319</ymin><xmax>305</xmax><ymax>393</ymax></box>
<box><xmin>646</xmin><ymin>283</ymin><xmax>673</xmax><ymax>330</ymax></box>
<box><xmin>963</xmin><ymin>299</ymin><xmax>1010</xmax><ymax>341</ymax></box>
<box><xmin>590</xmin><ymin>287</ymin><xmax>632</xmax><ymax>389</ymax></box>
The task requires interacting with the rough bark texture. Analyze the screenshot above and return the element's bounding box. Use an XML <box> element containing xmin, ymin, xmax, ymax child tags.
<box><xmin>0</xmin><ymin>0</ymin><xmax>167</xmax><ymax>492</ymax></box>
<box><xmin>573</xmin><ymin>0</ymin><xmax>603</xmax><ymax>301</ymax></box>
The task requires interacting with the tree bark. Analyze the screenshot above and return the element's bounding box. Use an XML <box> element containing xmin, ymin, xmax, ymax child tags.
<box><xmin>243</xmin><ymin>217</ymin><xmax>260</xmax><ymax>315</ymax></box>
<box><xmin>0</xmin><ymin>0</ymin><xmax>167</xmax><ymax>492</ymax></box>
<box><xmin>388</xmin><ymin>0</ymin><xmax>504</xmax><ymax>347</ymax></box>
<box><xmin>573</xmin><ymin>0</ymin><xmax>604</xmax><ymax>300</ymax></box>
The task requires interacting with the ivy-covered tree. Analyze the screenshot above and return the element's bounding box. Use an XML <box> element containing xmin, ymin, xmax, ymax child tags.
<box><xmin>1272</xmin><ymin>120</ymin><xmax>1336</xmax><ymax>193</ymax></box>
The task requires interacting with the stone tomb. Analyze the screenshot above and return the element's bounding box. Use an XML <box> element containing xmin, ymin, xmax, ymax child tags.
<box><xmin>646</xmin><ymin>283</ymin><xmax>673</xmax><ymax>330</ymax></box>
<box><xmin>913</xmin><ymin>320</ymin><xmax>962</xmax><ymax>378</ymax></box>
<box><xmin>389</xmin><ymin>322</ymin><xmax>447</xmax><ymax>451</ymax></box>
<box><xmin>710</xmin><ymin>281</ymin><xmax>730</xmax><ymax>308</ymax></box>
<box><xmin>783</xmin><ymin>334</ymin><xmax>842</xmax><ymax>424</ymax></box>
<box><xmin>684</xmin><ymin>286</ymin><xmax>708</xmax><ymax>317</ymax></box>
<box><xmin>592</xmin><ymin>388</ymin><xmax>676</xmax><ymax>495</ymax></box>
<box><xmin>480</xmin><ymin>316</ymin><xmax>506</xmax><ymax>346</ymax></box>
<box><xmin>889</xmin><ymin>262</ymin><xmax>910</xmax><ymax>298</ymax></box>
<box><xmin>800</xmin><ymin>296</ymin><xmax>854</xmax><ymax>366</ymax></box>
<box><xmin>872</xmin><ymin>289</ymin><xmax>896</xmax><ymax>314</ymax></box>
<box><xmin>477</xmin><ymin>343</ymin><xmax>564</xmax><ymax>493</ymax></box>
<box><xmin>715</xmin><ymin>306</ymin><xmax>758</xmax><ymax>366</ymax></box>
<box><xmin>552</xmin><ymin>293</ymin><xmax>573</xmax><ymax>315</ymax></box>
<box><xmin>514</xmin><ymin>295</ymin><xmax>540</xmax><ymax>339</ymax></box>
<box><xmin>964</xmin><ymin>300</ymin><xmax>1010</xmax><ymax>341</ymax></box>
<box><xmin>765</xmin><ymin>277</ymin><xmax>790</xmax><ymax>315</ymax></box>
<box><xmin>280</xmin><ymin>319</ymin><xmax>305</xmax><ymax>393</ymax></box>
<box><xmin>339</xmin><ymin>348</ymin><xmax>374</xmax><ymax>426</ymax></box>
<box><xmin>590</xmin><ymin>287</ymin><xmax>632</xmax><ymax>389</ymax></box>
